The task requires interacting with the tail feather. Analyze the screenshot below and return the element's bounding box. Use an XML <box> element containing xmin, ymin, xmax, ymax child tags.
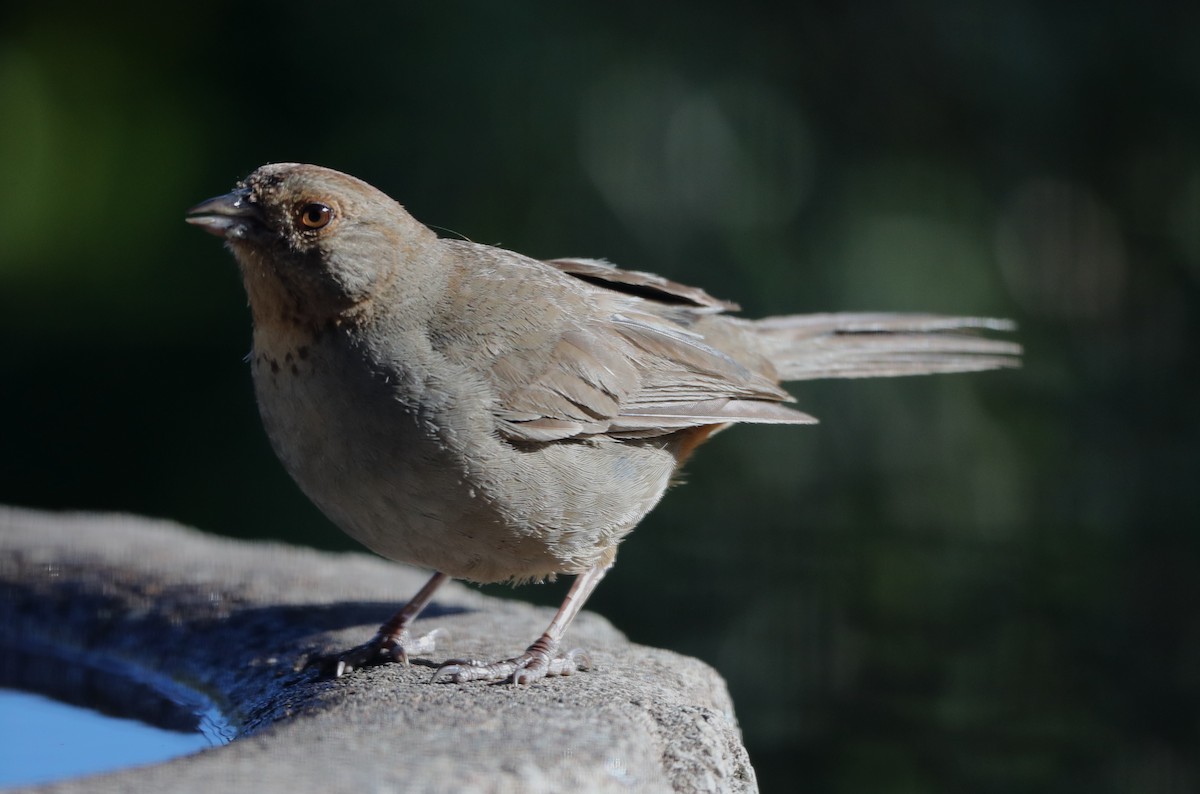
<box><xmin>753</xmin><ymin>313</ymin><xmax>1022</xmax><ymax>382</ymax></box>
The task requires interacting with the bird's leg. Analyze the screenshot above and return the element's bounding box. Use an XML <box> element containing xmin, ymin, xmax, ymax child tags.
<box><xmin>433</xmin><ymin>563</ymin><xmax>610</xmax><ymax>685</ymax></box>
<box><xmin>320</xmin><ymin>571</ymin><xmax>450</xmax><ymax>677</ymax></box>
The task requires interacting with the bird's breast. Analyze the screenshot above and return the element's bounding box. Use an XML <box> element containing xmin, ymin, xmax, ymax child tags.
<box><xmin>248</xmin><ymin>326</ymin><xmax>474</xmax><ymax>566</ymax></box>
<box><xmin>246</xmin><ymin>323</ymin><xmax>679</xmax><ymax>583</ymax></box>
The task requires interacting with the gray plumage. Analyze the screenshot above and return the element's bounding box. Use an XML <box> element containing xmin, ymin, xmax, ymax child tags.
<box><xmin>187</xmin><ymin>163</ymin><xmax>1020</xmax><ymax>684</ymax></box>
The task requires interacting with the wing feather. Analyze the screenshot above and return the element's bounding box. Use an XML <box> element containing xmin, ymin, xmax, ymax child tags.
<box><xmin>488</xmin><ymin>263</ymin><xmax>796</xmax><ymax>443</ymax></box>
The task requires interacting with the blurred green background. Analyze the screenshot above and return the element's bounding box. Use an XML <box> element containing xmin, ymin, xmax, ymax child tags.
<box><xmin>3</xmin><ymin>2</ymin><xmax>1198</xmax><ymax>790</ymax></box>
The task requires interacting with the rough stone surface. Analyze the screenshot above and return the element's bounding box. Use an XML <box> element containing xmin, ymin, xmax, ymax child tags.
<box><xmin>0</xmin><ymin>506</ymin><xmax>757</xmax><ymax>793</ymax></box>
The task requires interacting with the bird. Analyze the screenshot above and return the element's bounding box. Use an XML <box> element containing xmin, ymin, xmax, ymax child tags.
<box><xmin>186</xmin><ymin>163</ymin><xmax>1020</xmax><ymax>685</ymax></box>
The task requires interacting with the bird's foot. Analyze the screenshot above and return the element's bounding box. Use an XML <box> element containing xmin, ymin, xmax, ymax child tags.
<box><xmin>431</xmin><ymin>637</ymin><xmax>591</xmax><ymax>685</ymax></box>
<box><xmin>313</xmin><ymin>628</ymin><xmax>444</xmax><ymax>678</ymax></box>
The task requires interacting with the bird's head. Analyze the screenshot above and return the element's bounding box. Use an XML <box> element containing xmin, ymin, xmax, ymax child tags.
<box><xmin>187</xmin><ymin>163</ymin><xmax>436</xmax><ymax>326</ymax></box>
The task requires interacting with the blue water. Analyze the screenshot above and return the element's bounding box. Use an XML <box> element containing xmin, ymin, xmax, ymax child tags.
<box><xmin>0</xmin><ymin>689</ymin><xmax>223</xmax><ymax>788</ymax></box>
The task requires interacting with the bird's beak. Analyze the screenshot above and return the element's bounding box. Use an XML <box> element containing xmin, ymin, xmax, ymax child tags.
<box><xmin>185</xmin><ymin>187</ymin><xmax>262</xmax><ymax>240</ymax></box>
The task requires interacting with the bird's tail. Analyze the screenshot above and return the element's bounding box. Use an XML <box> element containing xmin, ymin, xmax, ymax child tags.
<box><xmin>751</xmin><ymin>313</ymin><xmax>1021</xmax><ymax>382</ymax></box>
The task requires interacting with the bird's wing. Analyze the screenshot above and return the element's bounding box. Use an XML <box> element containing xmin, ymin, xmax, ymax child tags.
<box><xmin>478</xmin><ymin>256</ymin><xmax>815</xmax><ymax>443</ymax></box>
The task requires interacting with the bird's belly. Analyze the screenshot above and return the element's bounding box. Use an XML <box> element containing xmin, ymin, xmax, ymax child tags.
<box><xmin>248</xmin><ymin>336</ymin><xmax>677</xmax><ymax>583</ymax></box>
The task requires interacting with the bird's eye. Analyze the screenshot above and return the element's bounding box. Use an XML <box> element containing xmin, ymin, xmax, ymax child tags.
<box><xmin>297</xmin><ymin>202</ymin><xmax>333</xmax><ymax>230</ymax></box>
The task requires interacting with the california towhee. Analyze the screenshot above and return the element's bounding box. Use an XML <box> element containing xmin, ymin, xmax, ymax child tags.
<box><xmin>187</xmin><ymin>163</ymin><xmax>1019</xmax><ymax>685</ymax></box>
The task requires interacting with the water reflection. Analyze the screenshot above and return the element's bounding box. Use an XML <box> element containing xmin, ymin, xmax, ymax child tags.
<box><xmin>0</xmin><ymin>643</ymin><xmax>233</xmax><ymax>788</ymax></box>
<box><xmin>0</xmin><ymin>689</ymin><xmax>218</xmax><ymax>788</ymax></box>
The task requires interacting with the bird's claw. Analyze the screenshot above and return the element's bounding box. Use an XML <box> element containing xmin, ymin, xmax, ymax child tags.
<box><xmin>432</xmin><ymin>645</ymin><xmax>591</xmax><ymax>685</ymax></box>
<box><xmin>313</xmin><ymin>628</ymin><xmax>445</xmax><ymax>678</ymax></box>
